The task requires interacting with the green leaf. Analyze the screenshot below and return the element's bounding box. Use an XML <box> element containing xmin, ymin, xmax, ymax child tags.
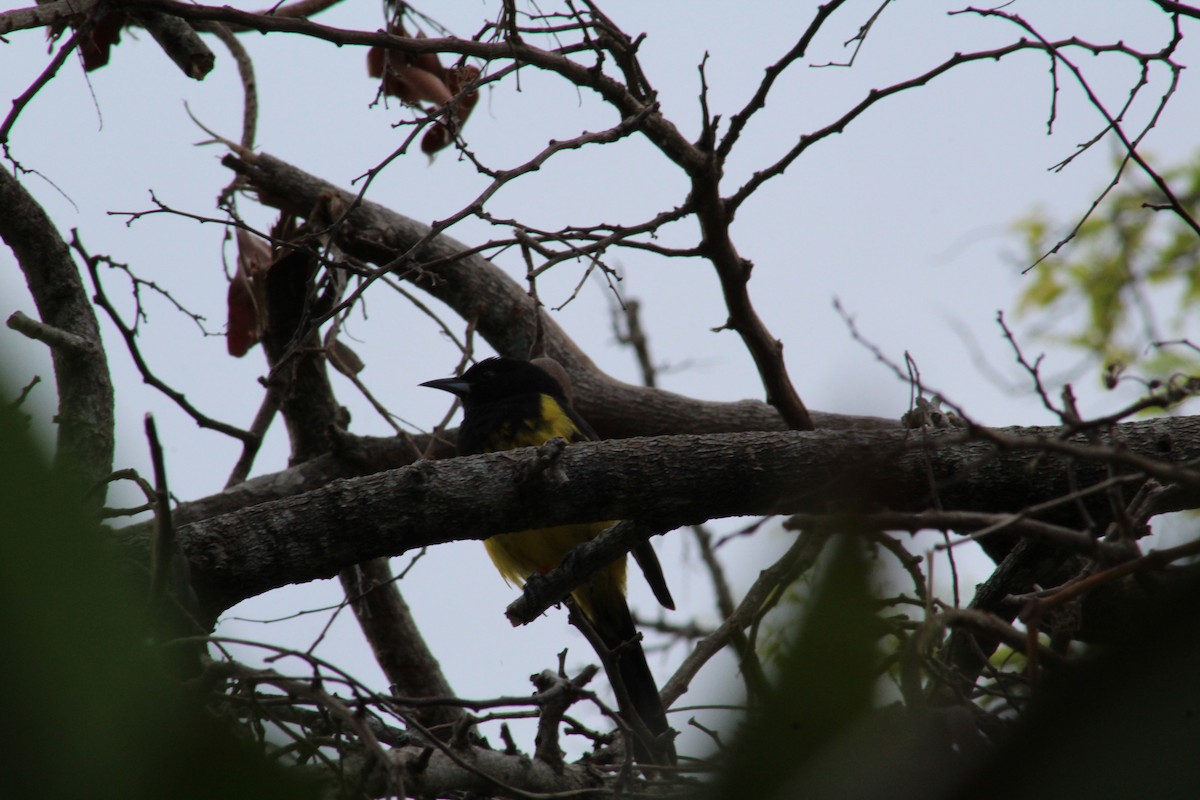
<box><xmin>0</xmin><ymin>389</ymin><xmax>320</xmax><ymax>800</ymax></box>
<box><xmin>710</xmin><ymin>533</ymin><xmax>879</xmax><ymax>799</ymax></box>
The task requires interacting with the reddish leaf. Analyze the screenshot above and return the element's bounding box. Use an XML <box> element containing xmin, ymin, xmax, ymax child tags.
<box><xmin>225</xmin><ymin>275</ymin><xmax>258</xmax><ymax>357</ymax></box>
<box><xmin>368</xmin><ymin>23</ymin><xmax>453</xmax><ymax>105</ymax></box>
<box><xmin>367</xmin><ymin>18</ymin><xmax>481</xmax><ymax>156</ymax></box>
<box><xmin>446</xmin><ymin>65</ymin><xmax>481</xmax><ymax>97</ymax></box>
<box><xmin>226</xmin><ymin>229</ymin><xmax>273</xmax><ymax>357</ymax></box>
<box><xmin>50</xmin><ymin>12</ymin><xmax>127</xmax><ymax>72</ymax></box>
<box><xmin>421</xmin><ymin>66</ymin><xmax>481</xmax><ymax>155</ymax></box>
<box><xmin>237</xmin><ymin>228</ymin><xmax>273</xmax><ymax>275</ymax></box>
<box><xmin>366</xmin><ymin>43</ymin><xmax>386</xmax><ymax>79</ymax></box>
<box><xmin>326</xmin><ymin>337</ymin><xmax>365</xmax><ymax>378</ymax></box>
<box><xmin>387</xmin><ymin>61</ymin><xmax>454</xmax><ymax>106</ymax></box>
<box><xmin>447</xmin><ymin>65</ymin><xmax>481</xmax><ymax>123</ymax></box>
<box><xmin>420</xmin><ymin>123</ymin><xmax>453</xmax><ymax>156</ymax></box>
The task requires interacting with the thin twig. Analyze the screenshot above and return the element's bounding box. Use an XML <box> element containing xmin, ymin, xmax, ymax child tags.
<box><xmin>74</xmin><ymin>233</ymin><xmax>255</xmax><ymax>444</ymax></box>
<box><xmin>145</xmin><ymin>415</ymin><xmax>175</xmax><ymax>605</ymax></box>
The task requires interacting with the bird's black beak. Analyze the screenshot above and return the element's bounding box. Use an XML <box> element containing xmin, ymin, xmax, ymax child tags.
<box><xmin>420</xmin><ymin>376</ymin><xmax>472</xmax><ymax>398</ymax></box>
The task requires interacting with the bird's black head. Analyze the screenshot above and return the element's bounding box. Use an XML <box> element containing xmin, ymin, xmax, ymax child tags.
<box><xmin>420</xmin><ymin>357</ymin><xmax>566</xmax><ymax>409</ymax></box>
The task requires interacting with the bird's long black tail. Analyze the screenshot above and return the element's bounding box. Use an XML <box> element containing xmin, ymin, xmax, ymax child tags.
<box><xmin>577</xmin><ymin>585</ymin><xmax>676</xmax><ymax>765</ymax></box>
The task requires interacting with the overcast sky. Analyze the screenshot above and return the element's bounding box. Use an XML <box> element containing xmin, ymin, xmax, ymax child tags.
<box><xmin>4</xmin><ymin>1</ymin><xmax>1198</xmax><ymax>758</ymax></box>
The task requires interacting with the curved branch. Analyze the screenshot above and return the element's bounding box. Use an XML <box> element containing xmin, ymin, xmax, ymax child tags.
<box><xmin>0</xmin><ymin>171</ymin><xmax>114</xmax><ymax>492</ymax></box>
<box><xmin>221</xmin><ymin>151</ymin><xmax>888</xmax><ymax>439</ymax></box>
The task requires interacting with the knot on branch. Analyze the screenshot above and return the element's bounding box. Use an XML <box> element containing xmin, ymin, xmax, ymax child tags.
<box><xmin>524</xmin><ymin>436</ymin><xmax>569</xmax><ymax>486</ymax></box>
<box><xmin>397</xmin><ymin>458</ymin><xmax>438</xmax><ymax>499</ymax></box>
<box><xmin>532</xmin><ymin>665</ymin><xmax>598</xmax><ymax>769</ymax></box>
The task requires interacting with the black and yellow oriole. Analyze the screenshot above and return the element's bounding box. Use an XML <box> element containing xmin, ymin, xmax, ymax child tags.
<box><xmin>422</xmin><ymin>356</ymin><xmax>676</xmax><ymax>764</ymax></box>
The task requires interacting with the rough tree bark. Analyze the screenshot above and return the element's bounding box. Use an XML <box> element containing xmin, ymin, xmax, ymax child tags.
<box><xmin>1</xmin><ymin>169</ymin><xmax>114</xmax><ymax>492</ymax></box>
<box><xmin>111</xmin><ymin>416</ymin><xmax>1200</xmax><ymax>621</ymax></box>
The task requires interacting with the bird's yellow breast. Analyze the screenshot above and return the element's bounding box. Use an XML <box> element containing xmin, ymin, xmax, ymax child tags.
<box><xmin>495</xmin><ymin>394</ymin><xmax>585</xmax><ymax>447</ymax></box>
<box><xmin>482</xmin><ymin>394</ymin><xmax>626</xmax><ymax>623</ymax></box>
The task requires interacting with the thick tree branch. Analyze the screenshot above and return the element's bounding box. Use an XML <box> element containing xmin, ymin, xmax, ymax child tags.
<box><xmin>147</xmin><ymin>430</ymin><xmax>456</xmax><ymax>531</ymax></box>
<box><xmin>115</xmin><ymin>417</ymin><xmax>1200</xmax><ymax>620</ymax></box>
<box><xmin>1</xmin><ymin>171</ymin><xmax>114</xmax><ymax>491</ymax></box>
<box><xmin>0</xmin><ymin>0</ymin><xmax>100</xmax><ymax>36</ymax></box>
<box><xmin>221</xmin><ymin>151</ymin><xmax>888</xmax><ymax>439</ymax></box>
<box><xmin>128</xmin><ymin>8</ymin><xmax>214</xmax><ymax>79</ymax></box>
<box><xmin>346</xmin><ymin>742</ymin><xmax>602</xmax><ymax>798</ymax></box>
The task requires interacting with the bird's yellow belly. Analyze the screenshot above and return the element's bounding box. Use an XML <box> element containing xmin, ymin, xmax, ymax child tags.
<box><xmin>484</xmin><ymin>522</ymin><xmax>627</xmax><ymax>623</ymax></box>
<box><xmin>480</xmin><ymin>394</ymin><xmax>628</xmax><ymax>627</ymax></box>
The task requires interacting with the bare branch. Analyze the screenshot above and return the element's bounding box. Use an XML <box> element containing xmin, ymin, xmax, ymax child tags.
<box><xmin>75</xmin><ymin>235</ymin><xmax>254</xmax><ymax>445</ymax></box>
<box><xmin>221</xmin><ymin>151</ymin><xmax>890</xmax><ymax>438</ymax></box>
<box><xmin>662</xmin><ymin>530</ymin><xmax>830</xmax><ymax>707</ymax></box>
<box><xmin>128</xmin><ymin>8</ymin><xmax>214</xmax><ymax>79</ymax></box>
<box><xmin>1150</xmin><ymin>0</ymin><xmax>1200</xmax><ymax>18</ymax></box>
<box><xmin>0</xmin><ymin>0</ymin><xmax>101</xmax><ymax>36</ymax></box>
<box><xmin>717</xmin><ymin>0</ymin><xmax>849</xmax><ymax>159</ymax></box>
<box><xmin>725</xmin><ymin>36</ymin><xmax>1174</xmax><ymax>214</ymax></box>
<box><xmin>7</xmin><ymin>310</ymin><xmax>95</xmax><ymax>354</ymax></box>
<box><xmin>339</xmin><ymin>560</ymin><xmax>467</xmax><ymax>736</ymax></box>
<box><xmin>0</xmin><ymin>169</ymin><xmax>113</xmax><ymax>491</ymax></box>
<box><xmin>204</xmin><ymin>24</ymin><xmax>258</xmax><ymax>150</ymax></box>
<box><xmin>223</xmin><ymin>386</ymin><xmax>279</xmax><ymax>489</ymax></box>
<box><xmin>0</xmin><ymin>27</ymin><xmax>79</xmax><ymax>150</ymax></box>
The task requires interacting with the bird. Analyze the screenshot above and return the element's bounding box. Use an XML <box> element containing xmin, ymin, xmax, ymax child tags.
<box><xmin>421</xmin><ymin>356</ymin><xmax>676</xmax><ymax>764</ymax></box>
